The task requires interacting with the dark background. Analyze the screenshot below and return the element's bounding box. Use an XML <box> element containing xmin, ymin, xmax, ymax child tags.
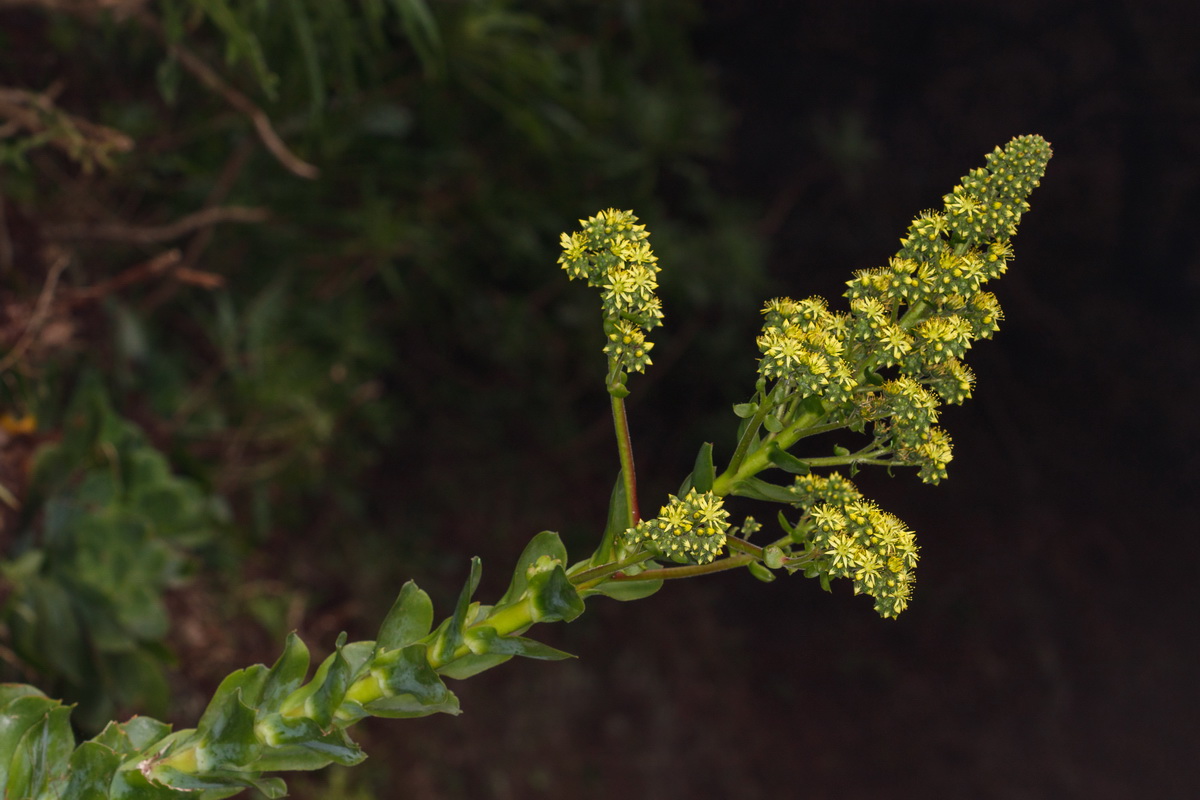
<box><xmin>418</xmin><ymin>2</ymin><xmax>1200</xmax><ymax>798</ymax></box>
<box><xmin>375</xmin><ymin>2</ymin><xmax>1200</xmax><ymax>797</ymax></box>
<box><xmin>2</xmin><ymin>1</ymin><xmax>1198</xmax><ymax>798</ymax></box>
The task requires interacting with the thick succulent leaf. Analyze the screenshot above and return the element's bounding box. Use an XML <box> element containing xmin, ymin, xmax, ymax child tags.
<box><xmin>197</xmin><ymin>667</ymin><xmax>267</xmax><ymax>741</ymax></box>
<box><xmin>195</xmin><ymin>689</ymin><xmax>260</xmax><ymax>771</ymax></box>
<box><xmin>432</xmin><ymin>557</ymin><xmax>482</xmax><ymax>664</ymax></box>
<box><xmin>6</xmin><ymin>703</ymin><xmax>73</xmax><ymax>800</ymax></box>
<box><xmin>145</xmin><ymin>764</ymin><xmax>286</xmax><ymax>797</ymax></box>
<box><xmin>527</xmin><ymin>565</ymin><xmax>584</xmax><ymax>622</ymax></box>
<box><xmin>434</xmin><ymin>652</ymin><xmax>513</xmax><ymax>680</ymax></box>
<box><xmin>465</xmin><ymin>626</ymin><xmax>574</xmax><ymax>661</ymax></box>
<box><xmin>368</xmin><ymin>643</ymin><xmax>461</xmax><ymax>717</ymax></box>
<box><xmin>252</xmin><ymin>715</ymin><xmax>366</xmax><ymax>771</ymax></box>
<box><xmin>90</xmin><ymin>715</ymin><xmax>173</xmax><ymax>758</ymax></box>
<box><xmin>497</xmin><ymin>532</ymin><xmax>568</xmax><ymax>607</ymax></box>
<box><xmin>258</xmin><ymin>632</ymin><xmax>311</xmax><ymax>712</ymax></box>
<box><xmin>376</xmin><ymin>581</ymin><xmax>434</xmax><ymax>651</ymax></box>
<box><xmin>0</xmin><ymin>693</ymin><xmax>61</xmax><ymax>789</ymax></box>
<box><xmin>63</xmin><ymin>740</ymin><xmax>122</xmax><ymax>799</ymax></box>
<box><xmin>305</xmin><ymin>638</ymin><xmax>354</xmax><ymax>729</ymax></box>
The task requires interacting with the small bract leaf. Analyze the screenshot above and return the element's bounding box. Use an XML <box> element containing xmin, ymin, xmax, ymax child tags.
<box><xmin>747</xmin><ymin>562</ymin><xmax>776</xmax><ymax>583</ymax></box>
<box><xmin>732</xmin><ymin>402</ymin><xmax>758</xmax><ymax>419</ymax></box>
<box><xmin>733</xmin><ymin>477</ymin><xmax>800</xmax><ymax>504</ymax></box>
<box><xmin>691</xmin><ymin>442</ymin><xmax>715</xmax><ymax>493</ymax></box>
<box><xmin>584</xmin><ymin>576</ymin><xmax>663</xmax><ymax>602</ymax></box>
<box><xmin>766</xmin><ymin>443</ymin><xmax>810</xmax><ymax>475</ymax></box>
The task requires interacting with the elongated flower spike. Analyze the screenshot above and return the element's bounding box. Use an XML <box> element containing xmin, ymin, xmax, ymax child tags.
<box><xmin>558</xmin><ymin>209</ymin><xmax>663</xmax><ymax>384</ymax></box>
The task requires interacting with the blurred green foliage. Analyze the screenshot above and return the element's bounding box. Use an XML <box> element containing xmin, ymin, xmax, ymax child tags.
<box><xmin>3</xmin><ymin>374</ymin><xmax>225</xmax><ymax>732</ymax></box>
<box><xmin>0</xmin><ymin>0</ymin><xmax>764</xmax><ymax>742</ymax></box>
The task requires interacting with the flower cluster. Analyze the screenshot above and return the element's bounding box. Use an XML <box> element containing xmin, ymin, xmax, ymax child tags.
<box><xmin>558</xmin><ymin>209</ymin><xmax>663</xmax><ymax>376</ymax></box>
<box><xmin>791</xmin><ymin>472</ymin><xmax>919</xmax><ymax>618</ymax></box>
<box><xmin>838</xmin><ymin>135</ymin><xmax>1051</xmax><ymax>481</ymax></box>
<box><xmin>755</xmin><ymin>296</ymin><xmax>857</xmax><ymax>403</ymax></box>
<box><xmin>622</xmin><ymin>488</ymin><xmax>730</xmax><ymax>565</ymax></box>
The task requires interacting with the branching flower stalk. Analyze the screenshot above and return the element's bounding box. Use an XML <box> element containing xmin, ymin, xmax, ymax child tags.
<box><xmin>0</xmin><ymin>136</ymin><xmax>1049</xmax><ymax>799</ymax></box>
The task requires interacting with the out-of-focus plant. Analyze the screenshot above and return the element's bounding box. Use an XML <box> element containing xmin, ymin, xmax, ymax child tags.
<box><xmin>0</xmin><ymin>135</ymin><xmax>1049</xmax><ymax>798</ymax></box>
<box><xmin>1</xmin><ymin>374</ymin><xmax>224</xmax><ymax>732</ymax></box>
<box><xmin>1</xmin><ymin>0</ymin><xmax>763</xmax><ymax>729</ymax></box>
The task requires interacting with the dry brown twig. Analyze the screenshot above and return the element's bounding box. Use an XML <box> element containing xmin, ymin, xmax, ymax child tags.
<box><xmin>0</xmin><ymin>246</ymin><xmax>69</xmax><ymax>374</ymax></box>
<box><xmin>0</xmin><ymin>84</ymin><xmax>134</xmax><ymax>172</ymax></box>
<box><xmin>131</xmin><ymin>9</ymin><xmax>320</xmax><ymax>180</ymax></box>
<box><xmin>45</xmin><ymin>205</ymin><xmax>270</xmax><ymax>244</ymax></box>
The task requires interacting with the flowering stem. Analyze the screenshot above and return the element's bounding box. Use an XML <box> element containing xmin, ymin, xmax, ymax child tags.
<box><xmin>611</xmin><ymin>393</ymin><xmax>641</xmax><ymax>525</ymax></box>
<box><xmin>712</xmin><ymin>403</ymin><xmax>828</xmax><ymax>497</ymax></box>
<box><xmin>614</xmin><ymin>552</ymin><xmax>756</xmax><ymax>581</ymax></box>
<box><xmin>570</xmin><ymin>550</ymin><xmax>657</xmax><ymax>590</ymax></box>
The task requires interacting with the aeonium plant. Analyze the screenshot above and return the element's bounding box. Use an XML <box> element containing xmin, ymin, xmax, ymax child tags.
<box><xmin>0</xmin><ymin>135</ymin><xmax>1051</xmax><ymax>799</ymax></box>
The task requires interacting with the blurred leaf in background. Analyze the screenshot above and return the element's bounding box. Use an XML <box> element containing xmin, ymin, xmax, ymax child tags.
<box><xmin>0</xmin><ymin>0</ymin><xmax>765</xmax><ymax>745</ymax></box>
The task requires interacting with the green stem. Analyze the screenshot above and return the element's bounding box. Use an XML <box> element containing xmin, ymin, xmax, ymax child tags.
<box><xmin>712</xmin><ymin>403</ymin><xmax>828</xmax><ymax>497</ymax></box>
<box><xmin>611</xmin><ymin>393</ymin><xmax>640</xmax><ymax>525</ymax></box>
<box><xmin>615</xmin><ymin>553</ymin><xmax>756</xmax><ymax>581</ymax></box>
<box><xmin>723</xmin><ymin>391</ymin><xmax>778</xmax><ymax>480</ymax></box>
<box><xmin>570</xmin><ymin>550</ymin><xmax>657</xmax><ymax>590</ymax></box>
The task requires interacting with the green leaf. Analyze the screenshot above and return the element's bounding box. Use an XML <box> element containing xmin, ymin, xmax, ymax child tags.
<box><xmin>196</xmin><ymin>670</ymin><xmax>268</xmax><ymax>769</ymax></box>
<box><xmin>497</xmin><ymin>532</ymin><xmax>568</xmax><ymax>608</ymax></box>
<box><xmin>747</xmin><ymin>562</ymin><xmax>776</xmax><ymax>583</ymax></box>
<box><xmin>91</xmin><ymin>714</ymin><xmax>172</xmax><ymax>757</ymax></box>
<box><xmin>390</xmin><ymin>0</ymin><xmax>445</xmax><ymax>78</ymax></box>
<box><xmin>732</xmin><ymin>477</ymin><xmax>800</xmax><ymax>504</ymax></box>
<box><xmin>305</xmin><ymin>636</ymin><xmax>355</xmax><ymax>729</ymax></box>
<box><xmin>763</xmin><ymin>414</ymin><xmax>783</xmax><ymax>433</ymax></box>
<box><xmin>0</xmin><ymin>684</ymin><xmax>45</xmax><ymax>708</ymax></box>
<box><xmin>590</xmin><ymin>474</ymin><xmax>629</xmax><ymax>567</ymax></box>
<box><xmin>252</xmin><ymin>715</ymin><xmax>367</xmax><ymax>771</ymax></box>
<box><xmin>6</xmin><ymin>703</ymin><xmax>73</xmax><ymax>800</ymax></box>
<box><xmin>433</xmin><ymin>651</ymin><xmax>513</xmax><ymax>680</ymax></box>
<box><xmin>583</xmin><ymin>577</ymin><xmax>663</xmax><ymax>602</ymax></box>
<box><xmin>148</xmin><ymin>764</ymin><xmax>286</xmax><ymax>797</ymax></box>
<box><xmin>690</xmin><ymin>442</ymin><xmax>715</xmax><ymax>493</ymax></box>
<box><xmin>433</xmin><ymin>558</ymin><xmax>483</xmax><ymax>664</ymax></box>
<box><xmin>377</xmin><ymin>581</ymin><xmax>435</xmax><ymax>651</ymax></box>
<box><xmin>766</xmin><ymin>443</ymin><xmax>810</xmax><ymax>475</ymax></box>
<box><xmin>464</xmin><ymin>626</ymin><xmax>575</xmax><ymax>661</ymax></box>
<box><xmin>64</xmin><ymin>740</ymin><xmax>122</xmax><ymax>799</ymax></box>
<box><xmin>369</xmin><ymin>644</ymin><xmax>461</xmax><ymax>717</ymax></box>
<box><xmin>259</xmin><ymin>633</ymin><xmax>311</xmax><ymax>712</ymax></box>
<box><xmin>528</xmin><ymin>565</ymin><xmax>584</xmax><ymax>623</ymax></box>
<box><xmin>0</xmin><ymin>694</ymin><xmax>59</xmax><ymax>789</ymax></box>
<box><xmin>732</xmin><ymin>402</ymin><xmax>757</xmax><ymax>418</ymax></box>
